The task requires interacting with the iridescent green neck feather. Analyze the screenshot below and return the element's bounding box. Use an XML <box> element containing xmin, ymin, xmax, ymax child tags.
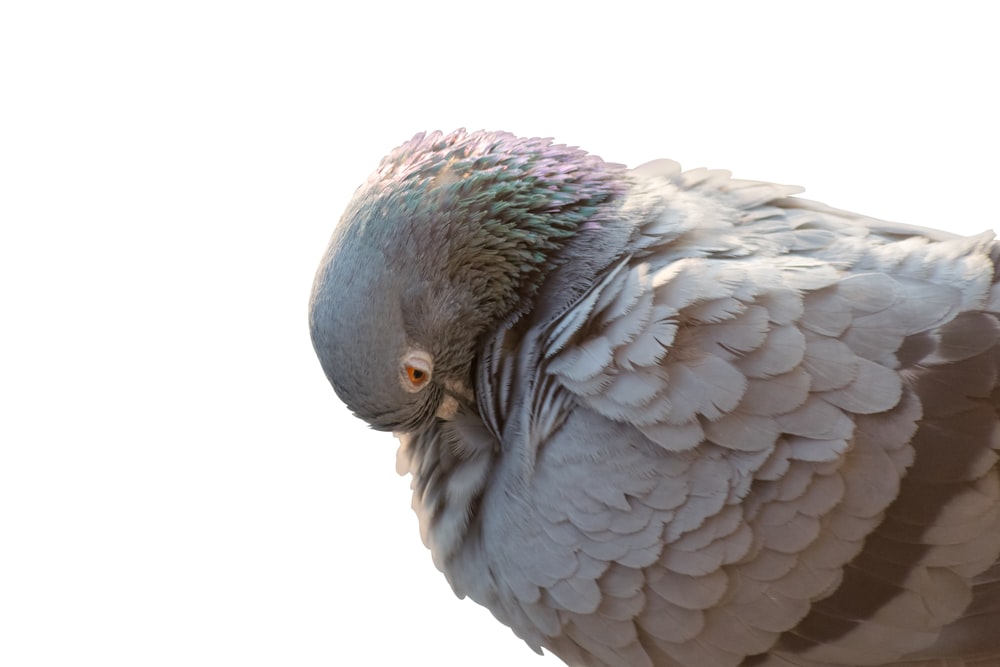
<box><xmin>348</xmin><ymin>129</ymin><xmax>626</xmax><ymax>325</ymax></box>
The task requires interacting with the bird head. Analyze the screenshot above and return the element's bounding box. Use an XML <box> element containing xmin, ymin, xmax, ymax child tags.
<box><xmin>309</xmin><ymin>129</ymin><xmax>624</xmax><ymax>432</ymax></box>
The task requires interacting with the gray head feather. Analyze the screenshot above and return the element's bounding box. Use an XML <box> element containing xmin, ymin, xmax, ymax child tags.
<box><xmin>309</xmin><ymin>129</ymin><xmax>625</xmax><ymax>431</ymax></box>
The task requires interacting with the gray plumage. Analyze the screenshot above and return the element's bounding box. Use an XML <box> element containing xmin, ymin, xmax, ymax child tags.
<box><xmin>310</xmin><ymin>129</ymin><xmax>1000</xmax><ymax>666</ymax></box>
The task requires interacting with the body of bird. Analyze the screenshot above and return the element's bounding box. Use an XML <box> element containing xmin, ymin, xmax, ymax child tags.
<box><xmin>309</xmin><ymin>130</ymin><xmax>1000</xmax><ymax>666</ymax></box>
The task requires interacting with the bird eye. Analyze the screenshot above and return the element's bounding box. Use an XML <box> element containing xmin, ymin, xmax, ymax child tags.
<box><xmin>401</xmin><ymin>350</ymin><xmax>433</xmax><ymax>392</ymax></box>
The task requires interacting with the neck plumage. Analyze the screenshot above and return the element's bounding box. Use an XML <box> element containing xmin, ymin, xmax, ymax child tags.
<box><xmin>375</xmin><ymin>130</ymin><xmax>630</xmax><ymax>328</ymax></box>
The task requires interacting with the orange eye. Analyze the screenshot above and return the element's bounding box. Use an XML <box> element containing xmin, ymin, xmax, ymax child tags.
<box><xmin>406</xmin><ymin>365</ymin><xmax>428</xmax><ymax>385</ymax></box>
<box><xmin>401</xmin><ymin>350</ymin><xmax>433</xmax><ymax>392</ymax></box>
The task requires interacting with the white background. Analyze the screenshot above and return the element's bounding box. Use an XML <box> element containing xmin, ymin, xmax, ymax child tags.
<box><xmin>2</xmin><ymin>2</ymin><xmax>997</xmax><ymax>665</ymax></box>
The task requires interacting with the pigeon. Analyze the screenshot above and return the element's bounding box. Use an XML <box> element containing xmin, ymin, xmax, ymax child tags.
<box><xmin>309</xmin><ymin>129</ymin><xmax>1000</xmax><ymax>666</ymax></box>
